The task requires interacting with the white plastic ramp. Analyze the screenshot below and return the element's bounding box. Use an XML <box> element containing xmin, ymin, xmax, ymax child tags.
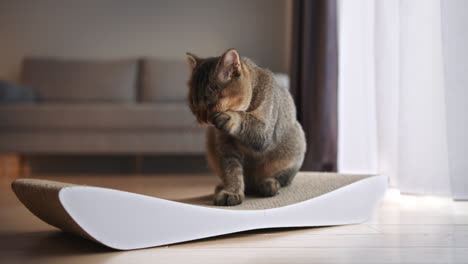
<box><xmin>12</xmin><ymin>173</ymin><xmax>387</xmax><ymax>250</ymax></box>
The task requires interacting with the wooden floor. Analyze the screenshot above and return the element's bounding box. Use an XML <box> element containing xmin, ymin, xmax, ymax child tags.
<box><xmin>1</xmin><ymin>174</ymin><xmax>467</xmax><ymax>264</ymax></box>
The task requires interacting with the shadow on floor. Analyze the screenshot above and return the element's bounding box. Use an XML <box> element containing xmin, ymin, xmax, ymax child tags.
<box><xmin>168</xmin><ymin>226</ymin><xmax>327</xmax><ymax>247</ymax></box>
<box><xmin>0</xmin><ymin>230</ymin><xmax>113</xmax><ymax>257</ymax></box>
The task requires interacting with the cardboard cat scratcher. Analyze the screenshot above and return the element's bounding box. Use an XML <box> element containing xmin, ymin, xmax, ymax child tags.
<box><xmin>12</xmin><ymin>172</ymin><xmax>387</xmax><ymax>250</ymax></box>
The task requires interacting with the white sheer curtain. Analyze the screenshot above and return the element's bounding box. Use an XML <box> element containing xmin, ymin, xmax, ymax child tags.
<box><xmin>337</xmin><ymin>0</ymin><xmax>468</xmax><ymax>199</ymax></box>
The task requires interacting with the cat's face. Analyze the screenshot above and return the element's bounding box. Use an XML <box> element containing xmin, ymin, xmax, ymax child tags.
<box><xmin>186</xmin><ymin>49</ymin><xmax>252</xmax><ymax>124</ymax></box>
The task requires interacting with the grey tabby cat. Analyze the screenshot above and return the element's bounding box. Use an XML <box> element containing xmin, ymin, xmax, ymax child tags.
<box><xmin>186</xmin><ymin>49</ymin><xmax>306</xmax><ymax>206</ymax></box>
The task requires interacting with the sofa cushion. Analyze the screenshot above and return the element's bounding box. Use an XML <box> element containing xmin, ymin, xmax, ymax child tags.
<box><xmin>0</xmin><ymin>131</ymin><xmax>206</xmax><ymax>154</ymax></box>
<box><xmin>21</xmin><ymin>57</ymin><xmax>138</xmax><ymax>102</ymax></box>
<box><xmin>0</xmin><ymin>80</ymin><xmax>36</xmax><ymax>103</ymax></box>
<box><xmin>141</xmin><ymin>59</ymin><xmax>190</xmax><ymax>102</ymax></box>
<box><xmin>0</xmin><ymin>103</ymin><xmax>201</xmax><ymax>130</ymax></box>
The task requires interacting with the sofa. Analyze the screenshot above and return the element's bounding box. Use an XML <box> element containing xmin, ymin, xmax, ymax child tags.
<box><xmin>0</xmin><ymin>57</ymin><xmax>289</xmax><ymax>155</ymax></box>
<box><xmin>0</xmin><ymin>57</ymin><xmax>206</xmax><ymax>154</ymax></box>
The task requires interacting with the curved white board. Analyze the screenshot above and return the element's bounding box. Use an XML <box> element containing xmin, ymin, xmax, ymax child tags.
<box><xmin>12</xmin><ymin>174</ymin><xmax>387</xmax><ymax>250</ymax></box>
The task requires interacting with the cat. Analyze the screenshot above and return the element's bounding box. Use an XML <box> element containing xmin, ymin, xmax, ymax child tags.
<box><xmin>186</xmin><ymin>49</ymin><xmax>306</xmax><ymax>206</ymax></box>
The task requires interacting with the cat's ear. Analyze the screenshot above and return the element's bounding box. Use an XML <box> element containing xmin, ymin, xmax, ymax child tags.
<box><xmin>186</xmin><ymin>52</ymin><xmax>199</xmax><ymax>71</ymax></box>
<box><xmin>218</xmin><ymin>49</ymin><xmax>241</xmax><ymax>82</ymax></box>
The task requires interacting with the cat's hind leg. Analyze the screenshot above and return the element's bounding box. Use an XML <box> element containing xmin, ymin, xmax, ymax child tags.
<box><xmin>254</xmin><ymin>168</ymin><xmax>298</xmax><ymax>197</ymax></box>
<box><xmin>252</xmin><ymin>124</ymin><xmax>305</xmax><ymax>197</ymax></box>
<box><xmin>256</xmin><ymin>177</ymin><xmax>281</xmax><ymax>197</ymax></box>
<box><xmin>249</xmin><ymin>153</ymin><xmax>302</xmax><ymax>197</ymax></box>
<box><xmin>274</xmin><ymin>167</ymin><xmax>299</xmax><ymax>187</ymax></box>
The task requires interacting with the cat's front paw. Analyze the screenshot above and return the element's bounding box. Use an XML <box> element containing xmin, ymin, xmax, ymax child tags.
<box><xmin>211</xmin><ymin>111</ymin><xmax>240</xmax><ymax>134</ymax></box>
<box><xmin>214</xmin><ymin>189</ymin><xmax>244</xmax><ymax>206</ymax></box>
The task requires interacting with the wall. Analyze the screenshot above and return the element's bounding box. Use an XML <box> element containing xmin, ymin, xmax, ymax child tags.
<box><xmin>0</xmin><ymin>0</ymin><xmax>290</xmax><ymax>81</ymax></box>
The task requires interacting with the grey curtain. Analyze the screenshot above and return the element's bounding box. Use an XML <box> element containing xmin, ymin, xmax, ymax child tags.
<box><xmin>290</xmin><ymin>0</ymin><xmax>338</xmax><ymax>171</ymax></box>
